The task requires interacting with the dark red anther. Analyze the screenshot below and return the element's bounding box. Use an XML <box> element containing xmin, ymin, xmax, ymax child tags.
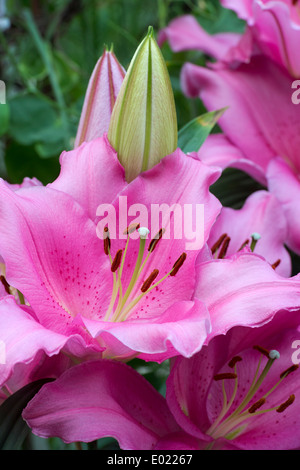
<box><xmin>141</xmin><ymin>269</ymin><xmax>159</xmax><ymax>293</ymax></box>
<box><xmin>276</xmin><ymin>394</ymin><xmax>295</xmax><ymax>413</ymax></box>
<box><xmin>280</xmin><ymin>364</ymin><xmax>299</xmax><ymax>379</ymax></box>
<box><xmin>123</xmin><ymin>223</ymin><xmax>140</xmax><ymax>235</ymax></box>
<box><xmin>111</xmin><ymin>249</ymin><xmax>123</xmax><ymax>272</ymax></box>
<box><xmin>218</xmin><ymin>236</ymin><xmax>231</xmax><ymax>259</ymax></box>
<box><xmin>148</xmin><ymin>228</ymin><xmax>166</xmax><ymax>252</ymax></box>
<box><xmin>0</xmin><ymin>275</ymin><xmax>11</xmax><ymax>294</ymax></box>
<box><xmin>248</xmin><ymin>397</ymin><xmax>266</xmax><ymax>414</ymax></box>
<box><xmin>253</xmin><ymin>345</ymin><xmax>270</xmax><ymax>358</ymax></box>
<box><xmin>170</xmin><ymin>253</ymin><xmax>187</xmax><ymax>276</ymax></box>
<box><xmin>228</xmin><ymin>356</ymin><xmax>242</xmax><ymax>368</ymax></box>
<box><xmin>211</xmin><ymin>233</ymin><xmax>227</xmax><ymax>255</ymax></box>
<box><xmin>271</xmin><ymin>259</ymin><xmax>281</xmax><ymax>270</ymax></box>
<box><xmin>213</xmin><ymin>373</ymin><xmax>237</xmax><ymax>381</ymax></box>
<box><xmin>103</xmin><ymin>227</ymin><xmax>111</xmax><ymax>255</ymax></box>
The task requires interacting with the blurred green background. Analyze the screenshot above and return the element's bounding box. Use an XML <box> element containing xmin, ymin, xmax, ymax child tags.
<box><xmin>0</xmin><ymin>0</ymin><xmax>245</xmax><ymax>186</ymax></box>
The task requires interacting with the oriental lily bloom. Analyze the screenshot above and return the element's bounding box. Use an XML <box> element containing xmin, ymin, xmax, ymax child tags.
<box><xmin>161</xmin><ymin>5</ymin><xmax>300</xmax><ymax>254</ymax></box>
<box><xmin>0</xmin><ymin>135</ymin><xmax>221</xmax><ymax>368</ymax></box>
<box><xmin>23</xmin><ymin>308</ymin><xmax>300</xmax><ymax>450</ymax></box>
<box><xmin>166</xmin><ymin>307</ymin><xmax>300</xmax><ymax>450</ymax></box>
<box><xmin>221</xmin><ymin>0</ymin><xmax>300</xmax><ymax>77</ymax></box>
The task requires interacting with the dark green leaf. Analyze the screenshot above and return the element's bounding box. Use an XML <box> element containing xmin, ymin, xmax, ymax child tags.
<box><xmin>8</xmin><ymin>94</ymin><xmax>58</xmax><ymax>146</ymax></box>
<box><xmin>210</xmin><ymin>168</ymin><xmax>266</xmax><ymax>209</ymax></box>
<box><xmin>0</xmin><ymin>378</ymin><xmax>54</xmax><ymax>450</ymax></box>
<box><xmin>178</xmin><ymin>108</ymin><xmax>227</xmax><ymax>153</ymax></box>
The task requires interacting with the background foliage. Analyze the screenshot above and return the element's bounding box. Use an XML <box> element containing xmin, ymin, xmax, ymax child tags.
<box><xmin>0</xmin><ymin>0</ymin><xmax>268</xmax><ymax>450</ymax></box>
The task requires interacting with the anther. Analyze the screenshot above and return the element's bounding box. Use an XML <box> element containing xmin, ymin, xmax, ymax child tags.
<box><xmin>228</xmin><ymin>356</ymin><xmax>242</xmax><ymax>368</ymax></box>
<box><xmin>276</xmin><ymin>394</ymin><xmax>295</xmax><ymax>413</ymax></box>
<box><xmin>170</xmin><ymin>253</ymin><xmax>187</xmax><ymax>276</ymax></box>
<box><xmin>123</xmin><ymin>223</ymin><xmax>140</xmax><ymax>235</ymax></box>
<box><xmin>238</xmin><ymin>239</ymin><xmax>249</xmax><ymax>251</ymax></box>
<box><xmin>213</xmin><ymin>373</ymin><xmax>237</xmax><ymax>381</ymax></box>
<box><xmin>280</xmin><ymin>364</ymin><xmax>299</xmax><ymax>379</ymax></box>
<box><xmin>218</xmin><ymin>236</ymin><xmax>231</xmax><ymax>259</ymax></box>
<box><xmin>103</xmin><ymin>227</ymin><xmax>111</xmax><ymax>255</ymax></box>
<box><xmin>271</xmin><ymin>259</ymin><xmax>281</xmax><ymax>270</ymax></box>
<box><xmin>0</xmin><ymin>275</ymin><xmax>11</xmax><ymax>295</ymax></box>
<box><xmin>211</xmin><ymin>233</ymin><xmax>227</xmax><ymax>255</ymax></box>
<box><xmin>248</xmin><ymin>397</ymin><xmax>266</xmax><ymax>414</ymax></box>
<box><xmin>148</xmin><ymin>228</ymin><xmax>166</xmax><ymax>252</ymax></box>
<box><xmin>141</xmin><ymin>269</ymin><xmax>159</xmax><ymax>292</ymax></box>
<box><xmin>253</xmin><ymin>345</ymin><xmax>270</xmax><ymax>358</ymax></box>
<box><xmin>111</xmin><ymin>249</ymin><xmax>123</xmax><ymax>272</ymax></box>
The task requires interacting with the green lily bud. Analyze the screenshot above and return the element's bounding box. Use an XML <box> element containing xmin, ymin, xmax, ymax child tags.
<box><xmin>108</xmin><ymin>26</ymin><xmax>177</xmax><ymax>182</ymax></box>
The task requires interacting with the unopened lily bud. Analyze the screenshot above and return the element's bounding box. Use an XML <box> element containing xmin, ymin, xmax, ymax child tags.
<box><xmin>74</xmin><ymin>47</ymin><xmax>125</xmax><ymax>148</ymax></box>
<box><xmin>108</xmin><ymin>26</ymin><xmax>177</xmax><ymax>182</ymax></box>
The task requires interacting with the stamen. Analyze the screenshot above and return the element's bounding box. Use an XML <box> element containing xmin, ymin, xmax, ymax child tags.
<box><xmin>103</xmin><ymin>227</ymin><xmax>111</xmax><ymax>255</ymax></box>
<box><xmin>123</xmin><ymin>223</ymin><xmax>140</xmax><ymax>235</ymax></box>
<box><xmin>248</xmin><ymin>397</ymin><xmax>266</xmax><ymax>414</ymax></box>
<box><xmin>0</xmin><ymin>275</ymin><xmax>11</xmax><ymax>294</ymax></box>
<box><xmin>250</xmin><ymin>232</ymin><xmax>261</xmax><ymax>252</ymax></box>
<box><xmin>141</xmin><ymin>269</ymin><xmax>159</xmax><ymax>292</ymax></box>
<box><xmin>213</xmin><ymin>373</ymin><xmax>238</xmax><ymax>381</ymax></box>
<box><xmin>292</xmin><ymin>0</ymin><xmax>298</xmax><ymax>5</ymax></box>
<box><xmin>170</xmin><ymin>253</ymin><xmax>187</xmax><ymax>276</ymax></box>
<box><xmin>217</xmin><ymin>236</ymin><xmax>231</xmax><ymax>259</ymax></box>
<box><xmin>211</xmin><ymin>233</ymin><xmax>227</xmax><ymax>255</ymax></box>
<box><xmin>148</xmin><ymin>228</ymin><xmax>165</xmax><ymax>252</ymax></box>
<box><xmin>228</xmin><ymin>356</ymin><xmax>242</xmax><ymax>368</ymax></box>
<box><xmin>238</xmin><ymin>239</ymin><xmax>249</xmax><ymax>251</ymax></box>
<box><xmin>280</xmin><ymin>364</ymin><xmax>299</xmax><ymax>379</ymax></box>
<box><xmin>276</xmin><ymin>394</ymin><xmax>295</xmax><ymax>413</ymax></box>
<box><xmin>271</xmin><ymin>259</ymin><xmax>281</xmax><ymax>270</ymax></box>
<box><xmin>111</xmin><ymin>249</ymin><xmax>123</xmax><ymax>272</ymax></box>
<box><xmin>253</xmin><ymin>345</ymin><xmax>270</xmax><ymax>358</ymax></box>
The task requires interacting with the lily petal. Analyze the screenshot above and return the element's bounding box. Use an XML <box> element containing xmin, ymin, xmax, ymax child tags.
<box><xmin>23</xmin><ymin>360</ymin><xmax>180</xmax><ymax>449</ymax></box>
<box><xmin>195</xmin><ymin>251</ymin><xmax>300</xmax><ymax>338</ymax></box>
<box><xmin>50</xmin><ymin>135</ymin><xmax>126</xmax><ymax>221</ymax></box>
<box><xmin>267</xmin><ymin>157</ymin><xmax>300</xmax><ymax>255</ymax></box>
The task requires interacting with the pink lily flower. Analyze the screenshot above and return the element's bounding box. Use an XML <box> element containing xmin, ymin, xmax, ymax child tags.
<box><xmin>0</xmin><ymin>135</ymin><xmax>221</xmax><ymax>371</ymax></box>
<box><xmin>160</xmin><ymin>7</ymin><xmax>300</xmax><ymax>254</ymax></box>
<box><xmin>23</xmin><ymin>307</ymin><xmax>300</xmax><ymax>449</ymax></box>
<box><xmin>74</xmin><ymin>48</ymin><xmax>125</xmax><ymax>148</ymax></box>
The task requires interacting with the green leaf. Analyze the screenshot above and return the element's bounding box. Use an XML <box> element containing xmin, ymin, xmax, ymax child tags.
<box><xmin>5</xmin><ymin>141</ymin><xmax>60</xmax><ymax>184</ymax></box>
<box><xmin>178</xmin><ymin>108</ymin><xmax>227</xmax><ymax>153</ymax></box>
<box><xmin>210</xmin><ymin>168</ymin><xmax>266</xmax><ymax>209</ymax></box>
<box><xmin>0</xmin><ymin>104</ymin><xmax>9</xmax><ymax>137</ymax></box>
<box><xmin>8</xmin><ymin>94</ymin><xmax>58</xmax><ymax>146</ymax></box>
<box><xmin>0</xmin><ymin>378</ymin><xmax>54</xmax><ymax>450</ymax></box>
